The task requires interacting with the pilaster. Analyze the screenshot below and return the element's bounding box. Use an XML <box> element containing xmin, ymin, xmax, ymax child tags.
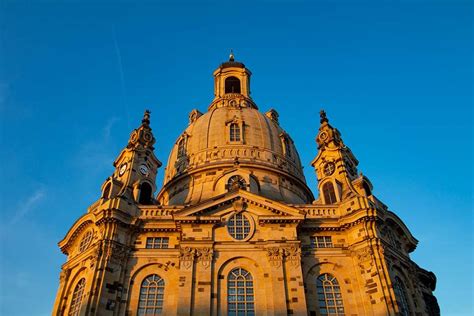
<box><xmin>177</xmin><ymin>246</ymin><xmax>196</xmax><ymax>315</ymax></box>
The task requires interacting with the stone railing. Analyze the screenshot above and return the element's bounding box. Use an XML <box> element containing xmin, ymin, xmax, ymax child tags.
<box><xmin>139</xmin><ymin>206</ymin><xmax>177</xmax><ymax>218</ymax></box>
<box><xmin>298</xmin><ymin>205</ymin><xmax>340</xmax><ymax>218</ymax></box>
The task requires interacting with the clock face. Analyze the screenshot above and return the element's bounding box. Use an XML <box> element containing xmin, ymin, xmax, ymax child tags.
<box><xmin>139</xmin><ymin>164</ymin><xmax>149</xmax><ymax>175</ymax></box>
<box><xmin>119</xmin><ymin>163</ymin><xmax>127</xmax><ymax>176</ymax></box>
<box><xmin>130</xmin><ymin>131</ymin><xmax>138</xmax><ymax>143</ymax></box>
<box><xmin>323</xmin><ymin>162</ymin><xmax>336</xmax><ymax>176</ymax></box>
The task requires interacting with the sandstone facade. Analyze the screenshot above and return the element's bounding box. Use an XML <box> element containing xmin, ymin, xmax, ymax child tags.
<box><xmin>53</xmin><ymin>55</ymin><xmax>439</xmax><ymax>316</ymax></box>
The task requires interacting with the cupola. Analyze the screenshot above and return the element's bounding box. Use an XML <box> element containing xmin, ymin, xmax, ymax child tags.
<box><xmin>213</xmin><ymin>51</ymin><xmax>252</xmax><ymax>100</ymax></box>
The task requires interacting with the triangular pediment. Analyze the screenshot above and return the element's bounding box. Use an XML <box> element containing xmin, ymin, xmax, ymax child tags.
<box><xmin>173</xmin><ymin>189</ymin><xmax>305</xmax><ymax>221</ymax></box>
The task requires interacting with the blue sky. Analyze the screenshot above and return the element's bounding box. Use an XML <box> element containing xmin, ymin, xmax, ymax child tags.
<box><xmin>0</xmin><ymin>1</ymin><xmax>472</xmax><ymax>315</ymax></box>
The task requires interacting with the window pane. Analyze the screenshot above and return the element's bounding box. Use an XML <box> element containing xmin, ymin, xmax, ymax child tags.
<box><xmin>137</xmin><ymin>275</ymin><xmax>165</xmax><ymax>315</ymax></box>
<box><xmin>228</xmin><ymin>268</ymin><xmax>254</xmax><ymax>314</ymax></box>
<box><xmin>316</xmin><ymin>274</ymin><xmax>345</xmax><ymax>316</ymax></box>
<box><xmin>227</xmin><ymin>213</ymin><xmax>251</xmax><ymax>240</ymax></box>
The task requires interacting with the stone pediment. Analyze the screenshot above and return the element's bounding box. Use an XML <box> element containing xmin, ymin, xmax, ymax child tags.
<box><xmin>173</xmin><ymin>189</ymin><xmax>305</xmax><ymax>222</ymax></box>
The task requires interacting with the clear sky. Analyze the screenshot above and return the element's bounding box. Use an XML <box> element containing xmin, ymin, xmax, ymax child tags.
<box><xmin>0</xmin><ymin>0</ymin><xmax>472</xmax><ymax>315</ymax></box>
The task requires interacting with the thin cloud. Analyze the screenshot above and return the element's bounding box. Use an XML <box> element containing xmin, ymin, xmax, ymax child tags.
<box><xmin>9</xmin><ymin>188</ymin><xmax>46</xmax><ymax>224</ymax></box>
<box><xmin>103</xmin><ymin>117</ymin><xmax>119</xmax><ymax>141</ymax></box>
<box><xmin>75</xmin><ymin>117</ymin><xmax>120</xmax><ymax>173</ymax></box>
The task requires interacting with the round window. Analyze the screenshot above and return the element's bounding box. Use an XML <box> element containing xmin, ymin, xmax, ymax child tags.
<box><xmin>227</xmin><ymin>213</ymin><xmax>251</xmax><ymax>240</ymax></box>
<box><xmin>79</xmin><ymin>230</ymin><xmax>93</xmax><ymax>252</ymax></box>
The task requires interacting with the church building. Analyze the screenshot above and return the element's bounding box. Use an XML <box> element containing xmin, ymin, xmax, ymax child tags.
<box><xmin>52</xmin><ymin>55</ymin><xmax>439</xmax><ymax>316</ymax></box>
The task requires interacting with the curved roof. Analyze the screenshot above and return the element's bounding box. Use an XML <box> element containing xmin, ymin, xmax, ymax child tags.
<box><xmin>157</xmin><ymin>59</ymin><xmax>313</xmax><ymax>205</ymax></box>
<box><xmin>163</xmin><ymin>103</ymin><xmax>306</xmax><ymax>184</ymax></box>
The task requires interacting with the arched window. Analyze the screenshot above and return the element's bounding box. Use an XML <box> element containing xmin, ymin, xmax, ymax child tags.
<box><xmin>316</xmin><ymin>274</ymin><xmax>345</xmax><ymax>316</ymax></box>
<box><xmin>177</xmin><ymin>139</ymin><xmax>185</xmax><ymax>157</ymax></box>
<box><xmin>283</xmin><ymin>137</ymin><xmax>292</xmax><ymax>157</ymax></box>
<box><xmin>137</xmin><ymin>274</ymin><xmax>165</xmax><ymax>315</ymax></box>
<box><xmin>393</xmin><ymin>277</ymin><xmax>411</xmax><ymax>316</ymax></box>
<box><xmin>322</xmin><ymin>182</ymin><xmax>337</xmax><ymax>204</ymax></box>
<box><xmin>79</xmin><ymin>230</ymin><xmax>93</xmax><ymax>252</ymax></box>
<box><xmin>225</xmin><ymin>76</ymin><xmax>241</xmax><ymax>94</ymax></box>
<box><xmin>139</xmin><ymin>182</ymin><xmax>153</xmax><ymax>205</ymax></box>
<box><xmin>227</xmin><ymin>213</ymin><xmax>251</xmax><ymax>240</ymax></box>
<box><xmin>69</xmin><ymin>278</ymin><xmax>86</xmax><ymax>316</ymax></box>
<box><xmin>227</xmin><ymin>175</ymin><xmax>246</xmax><ymax>191</ymax></box>
<box><xmin>102</xmin><ymin>182</ymin><xmax>111</xmax><ymax>199</ymax></box>
<box><xmin>230</xmin><ymin>123</ymin><xmax>241</xmax><ymax>142</ymax></box>
<box><xmin>228</xmin><ymin>268</ymin><xmax>254</xmax><ymax>316</ymax></box>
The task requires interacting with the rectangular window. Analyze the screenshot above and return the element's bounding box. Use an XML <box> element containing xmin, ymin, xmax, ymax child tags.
<box><xmin>146</xmin><ymin>237</ymin><xmax>169</xmax><ymax>249</ymax></box>
<box><xmin>230</xmin><ymin>123</ymin><xmax>241</xmax><ymax>142</ymax></box>
<box><xmin>310</xmin><ymin>236</ymin><xmax>333</xmax><ymax>248</ymax></box>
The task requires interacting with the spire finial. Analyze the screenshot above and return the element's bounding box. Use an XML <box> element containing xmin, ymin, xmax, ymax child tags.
<box><xmin>142</xmin><ymin>109</ymin><xmax>151</xmax><ymax>126</ymax></box>
<box><xmin>320</xmin><ymin>109</ymin><xmax>328</xmax><ymax>124</ymax></box>
<box><xmin>229</xmin><ymin>49</ymin><xmax>235</xmax><ymax>62</ymax></box>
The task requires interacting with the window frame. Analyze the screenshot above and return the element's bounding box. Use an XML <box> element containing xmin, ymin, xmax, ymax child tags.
<box><xmin>226</xmin><ymin>175</ymin><xmax>247</xmax><ymax>191</ymax></box>
<box><xmin>316</xmin><ymin>273</ymin><xmax>345</xmax><ymax>316</ymax></box>
<box><xmin>145</xmin><ymin>237</ymin><xmax>169</xmax><ymax>249</ymax></box>
<box><xmin>225</xmin><ymin>76</ymin><xmax>241</xmax><ymax>94</ymax></box>
<box><xmin>311</xmin><ymin>236</ymin><xmax>333</xmax><ymax>248</ymax></box>
<box><xmin>227</xmin><ymin>268</ymin><xmax>255</xmax><ymax>316</ymax></box>
<box><xmin>393</xmin><ymin>276</ymin><xmax>411</xmax><ymax>316</ymax></box>
<box><xmin>177</xmin><ymin>138</ymin><xmax>186</xmax><ymax>158</ymax></box>
<box><xmin>137</xmin><ymin>274</ymin><xmax>165</xmax><ymax>316</ymax></box>
<box><xmin>79</xmin><ymin>230</ymin><xmax>93</xmax><ymax>253</ymax></box>
<box><xmin>69</xmin><ymin>278</ymin><xmax>86</xmax><ymax>316</ymax></box>
<box><xmin>227</xmin><ymin>213</ymin><xmax>252</xmax><ymax>241</ymax></box>
<box><xmin>229</xmin><ymin>123</ymin><xmax>241</xmax><ymax>142</ymax></box>
<box><xmin>322</xmin><ymin>181</ymin><xmax>338</xmax><ymax>204</ymax></box>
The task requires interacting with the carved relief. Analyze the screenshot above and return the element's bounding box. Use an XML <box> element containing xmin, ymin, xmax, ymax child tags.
<box><xmin>283</xmin><ymin>246</ymin><xmax>301</xmax><ymax>267</ymax></box>
<box><xmin>267</xmin><ymin>246</ymin><xmax>301</xmax><ymax>268</ymax></box>
<box><xmin>179</xmin><ymin>247</ymin><xmax>197</xmax><ymax>269</ymax></box>
<box><xmin>59</xmin><ymin>269</ymin><xmax>71</xmax><ymax>283</ymax></box>
<box><xmin>189</xmin><ymin>109</ymin><xmax>203</xmax><ymax>124</ymax></box>
<box><xmin>267</xmin><ymin>247</ymin><xmax>283</xmax><ymax>267</ymax></box>
<box><xmin>196</xmin><ymin>247</ymin><xmax>214</xmax><ymax>269</ymax></box>
<box><xmin>94</xmin><ymin>240</ymin><xmax>130</xmax><ymax>266</ymax></box>
<box><xmin>89</xmin><ymin>243</ymin><xmax>102</xmax><ymax>268</ymax></box>
<box><xmin>352</xmin><ymin>246</ymin><xmax>375</xmax><ymax>272</ymax></box>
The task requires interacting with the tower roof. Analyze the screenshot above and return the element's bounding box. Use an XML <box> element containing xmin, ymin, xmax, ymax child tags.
<box><xmin>127</xmin><ymin>109</ymin><xmax>156</xmax><ymax>150</ymax></box>
<box><xmin>219</xmin><ymin>51</ymin><xmax>245</xmax><ymax>69</ymax></box>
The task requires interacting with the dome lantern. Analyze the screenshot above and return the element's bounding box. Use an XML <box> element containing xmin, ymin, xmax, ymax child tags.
<box><xmin>213</xmin><ymin>52</ymin><xmax>252</xmax><ymax>100</ymax></box>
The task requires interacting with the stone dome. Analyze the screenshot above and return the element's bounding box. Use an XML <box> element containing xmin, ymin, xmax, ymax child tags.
<box><xmin>157</xmin><ymin>59</ymin><xmax>313</xmax><ymax>205</ymax></box>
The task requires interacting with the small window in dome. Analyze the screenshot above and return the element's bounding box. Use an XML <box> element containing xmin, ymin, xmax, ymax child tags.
<box><xmin>225</xmin><ymin>76</ymin><xmax>241</xmax><ymax>94</ymax></box>
<box><xmin>230</xmin><ymin>123</ymin><xmax>241</xmax><ymax>142</ymax></box>
<box><xmin>177</xmin><ymin>139</ymin><xmax>186</xmax><ymax>157</ymax></box>
<box><xmin>227</xmin><ymin>175</ymin><xmax>246</xmax><ymax>191</ymax></box>
<box><xmin>283</xmin><ymin>137</ymin><xmax>292</xmax><ymax>157</ymax></box>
